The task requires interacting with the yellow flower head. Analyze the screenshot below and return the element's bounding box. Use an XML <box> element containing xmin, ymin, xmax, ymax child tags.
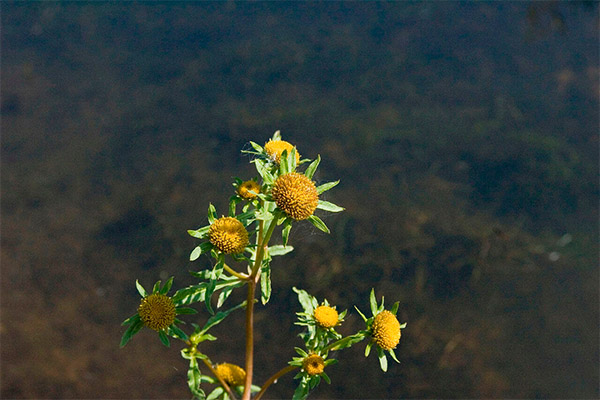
<box><xmin>138</xmin><ymin>293</ymin><xmax>176</xmax><ymax>331</ymax></box>
<box><xmin>271</xmin><ymin>172</ymin><xmax>318</xmax><ymax>220</ymax></box>
<box><xmin>302</xmin><ymin>354</ymin><xmax>325</xmax><ymax>376</ymax></box>
<box><xmin>209</xmin><ymin>217</ymin><xmax>249</xmax><ymax>254</ymax></box>
<box><xmin>314</xmin><ymin>305</ymin><xmax>339</xmax><ymax>328</ymax></box>
<box><xmin>264</xmin><ymin>139</ymin><xmax>300</xmax><ymax>165</ymax></box>
<box><xmin>371</xmin><ymin>310</ymin><xmax>401</xmax><ymax>351</ymax></box>
<box><xmin>237</xmin><ymin>180</ymin><xmax>261</xmax><ymax>200</ymax></box>
<box><xmin>214</xmin><ymin>363</ymin><xmax>246</xmax><ymax>387</ymax></box>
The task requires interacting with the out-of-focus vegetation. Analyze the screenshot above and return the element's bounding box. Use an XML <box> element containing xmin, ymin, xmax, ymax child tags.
<box><xmin>1</xmin><ymin>2</ymin><xmax>598</xmax><ymax>399</ymax></box>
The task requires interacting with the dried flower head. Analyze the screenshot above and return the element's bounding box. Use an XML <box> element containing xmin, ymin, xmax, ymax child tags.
<box><xmin>214</xmin><ymin>363</ymin><xmax>246</xmax><ymax>387</ymax></box>
<box><xmin>314</xmin><ymin>305</ymin><xmax>338</xmax><ymax>328</ymax></box>
<box><xmin>264</xmin><ymin>139</ymin><xmax>300</xmax><ymax>164</ymax></box>
<box><xmin>302</xmin><ymin>354</ymin><xmax>325</xmax><ymax>376</ymax></box>
<box><xmin>209</xmin><ymin>217</ymin><xmax>249</xmax><ymax>254</ymax></box>
<box><xmin>371</xmin><ymin>310</ymin><xmax>401</xmax><ymax>351</ymax></box>
<box><xmin>271</xmin><ymin>172</ymin><xmax>318</xmax><ymax>220</ymax></box>
<box><xmin>138</xmin><ymin>293</ymin><xmax>176</xmax><ymax>331</ymax></box>
<box><xmin>237</xmin><ymin>180</ymin><xmax>261</xmax><ymax>200</ymax></box>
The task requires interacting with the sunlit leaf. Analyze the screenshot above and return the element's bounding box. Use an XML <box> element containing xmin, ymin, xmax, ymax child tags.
<box><xmin>159</xmin><ymin>330</ymin><xmax>170</xmax><ymax>347</ymax></box>
<box><xmin>304</xmin><ymin>155</ymin><xmax>320</xmax><ymax>179</ymax></box>
<box><xmin>207</xmin><ymin>203</ymin><xmax>217</xmax><ymax>224</ymax></box>
<box><xmin>307</xmin><ymin>215</ymin><xmax>330</xmax><ymax>234</ymax></box>
<box><xmin>316</xmin><ymin>200</ymin><xmax>344</xmax><ymax>213</ymax></box>
<box><xmin>268</xmin><ymin>244</ymin><xmax>294</xmax><ymax>256</ymax></box>
<box><xmin>135</xmin><ymin>280</ymin><xmax>147</xmax><ymax>297</ymax></box>
<box><xmin>316</xmin><ymin>180</ymin><xmax>339</xmax><ymax>194</ymax></box>
<box><xmin>119</xmin><ymin>317</ymin><xmax>143</xmax><ymax>347</ymax></box>
<box><xmin>160</xmin><ymin>276</ymin><xmax>174</xmax><ymax>294</ymax></box>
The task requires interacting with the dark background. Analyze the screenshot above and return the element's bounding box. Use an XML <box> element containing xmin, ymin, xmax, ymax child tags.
<box><xmin>1</xmin><ymin>2</ymin><xmax>598</xmax><ymax>399</ymax></box>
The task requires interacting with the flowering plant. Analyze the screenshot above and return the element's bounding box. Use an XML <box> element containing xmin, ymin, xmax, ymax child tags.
<box><xmin>120</xmin><ymin>131</ymin><xmax>406</xmax><ymax>400</ymax></box>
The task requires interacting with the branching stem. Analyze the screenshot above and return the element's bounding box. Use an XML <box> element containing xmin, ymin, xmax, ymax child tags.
<box><xmin>254</xmin><ymin>365</ymin><xmax>298</xmax><ymax>400</ymax></box>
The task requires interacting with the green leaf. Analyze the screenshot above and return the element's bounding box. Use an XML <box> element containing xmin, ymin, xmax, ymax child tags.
<box><xmin>304</xmin><ymin>155</ymin><xmax>320</xmax><ymax>179</ymax></box>
<box><xmin>200</xmin><ymin>301</ymin><xmax>247</xmax><ymax>334</ymax></box>
<box><xmin>159</xmin><ymin>330</ymin><xmax>170</xmax><ymax>347</ymax></box>
<box><xmin>377</xmin><ymin>347</ymin><xmax>388</xmax><ymax>372</ymax></box>
<box><xmin>282</xmin><ymin>219</ymin><xmax>292</xmax><ymax>246</ymax></box>
<box><xmin>316</xmin><ymin>180</ymin><xmax>339</xmax><ymax>194</ymax></box>
<box><xmin>121</xmin><ymin>313</ymin><xmax>139</xmax><ymax>326</ymax></box>
<box><xmin>268</xmin><ymin>245</ymin><xmax>294</xmax><ymax>256</ymax></box>
<box><xmin>354</xmin><ymin>305</ymin><xmax>368</xmax><ymax>322</ymax></box>
<box><xmin>207</xmin><ymin>203</ymin><xmax>217</xmax><ymax>224</ymax></box>
<box><xmin>307</xmin><ymin>215</ymin><xmax>330</xmax><ymax>234</ymax></box>
<box><xmin>206</xmin><ymin>387</ymin><xmax>223</xmax><ymax>400</ymax></box>
<box><xmin>135</xmin><ymin>280</ymin><xmax>147</xmax><ymax>297</ymax></box>
<box><xmin>216</xmin><ymin>285</ymin><xmax>234</xmax><ymax>309</ymax></box>
<box><xmin>293</xmin><ymin>287</ymin><xmax>316</xmax><ymax>314</ymax></box>
<box><xmin>188</xmin><ymin>358</ymin><xmax>206</xmax><ymax>400</ymax></box>
<box><xmin>176</xmin><ymin>307</ymin><xmax>198</xmax><ymax>315</ymax></box>
<box><xmin>204</xmin><ymin>278</ymin><xmax>216</xmax><ymax>315</ymax></box>
<box><xmin>280</xmin><ymin>149</ymin><xmax>290</xmax><ymax>174</ymax></box>
<box><xmin>260</xmin><ymin>262</ymin><xmax>272</xmax><ymax>305</ymax></box>
<box><xmin>365</xmin><ymin>341</ymin><xmax>373</xmax><ymax>357</ymax></box>
<box><xmin>327</xmin><ymin>333</ymin><xmax>365</xmax><ymax>351</ymax></box>
<box><xmin>287</xmin><ymin>147</ymin><xmax>297</xmax><ymax>172</ymax></box>
<box><xmin>152</xmin><ymin>280</ymin><xmax>162</xmax><ymax>294</ymax></box>
<box><xmin>388</xmin><ymin>348</ymin><xmax>400</xmax><ymax>364</ymax></box>
<box><xmin>160</xmin><ymin>276</ymin><xmax>174</xmax><ymax>294</ymax></box>
<box><xmin>321</xmin><ymin>372</ymin><xmax>331</xmax><ymax>384</ymax></box>
<box><xmin>188</xmin><ymin>226</ymin><xmax>209</xmax><ymax>239</ymax></box>
<box><xmin>169</xmin><ymin>325</ymin><xmax>189</xmax><ymax>341</ymax></box>
<box><xmin>255</xmin><ymin>159</ymin><xmax>274</xmax><ymax>184</ymax></box>
<box><xmin>272</xmin><ymin>130</ymin><xmax>282</xmax><ymax>141</ymax></box>
<box><xmin>316</xmin><ymin>200</ymin><xmax>345</xmax><ymax>213</ymax></box>
<box><xmin>292</xmin><ymin>379</ymin><xmax>309</xmax><ymax>400</ymax></box>
<box><xmin>119</xmin><ymin>316</ymin><xmax>143</xmax><ymax>347</ymax></box>
<box><xmin>190</xmin><ymin>246</ymin><xmax>202</xmax><ymax>261</ymax></box>
<box><xmin>369</xmin><ymin>289</ymin><xmax>378</xmax><ymax>315</ymax></box>
<box><xmin>249</xmin><ymin>141</ymin><xmax>264</xmax><ymax>153</ymax></box>
<box><xmin>390</xmin><ymin>301</ymin><xmax>399</xmax><ymax>316</ymax></box>
<box><xmin>173</xmin><ymin>283</ymin><xmax>208</xmax><ymax>305</ymax></box>
<box><xmin>228</xmin><ymin>196</ymin><xmax>240</xmax><ymax>217</ymax></box>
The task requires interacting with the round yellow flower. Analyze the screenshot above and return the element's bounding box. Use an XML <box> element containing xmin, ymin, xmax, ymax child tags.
<box><xmin>214</xmin><ymin>363</ymin><xmax>246</xmax><ymax>387</ymax></box>
<box><xmin>237</xmin><ymin>180</ymin><xmax>261</xmax><ymax>200</ymax></box>
<box><xmin>371</xmin><ymin>310</ymin><xmax>401</xmax><ymax>351</ymax></box>
<box><xmin>209</xmin><ymin>217</ymin><xmax>249</xmax><ymax>254</ymax></box>
<box><xmin>314</xmin><ymin>305</ymin><xmax>338</xmax><ymax>328</ymax></box>
<box><xmin>302</xmin><ymin>354</ymin><xmax>325</xmax><ymax>376</ymax></box>
<box><xmin>264</xmin><ymin>139</ymin><xmax>300</xmax><ymax>165</ymax></box>
<box><xmin>271</xmin><ymin>172</ymin><xmax>318</xmax><ymax>220</ymax></box>
<box><xmin>138</xmin><ymin>294</ymin><xmax>176</xmax><ymax>331</ymax></box>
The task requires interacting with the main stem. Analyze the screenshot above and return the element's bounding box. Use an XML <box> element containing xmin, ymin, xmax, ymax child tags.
<box><xmin>242</xmin><ymin>219</ymin><xmax>276</xmax><ymax>400</ymax></box>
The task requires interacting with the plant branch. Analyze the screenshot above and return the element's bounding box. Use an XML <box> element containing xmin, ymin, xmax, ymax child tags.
<box><xmin>254</xmin><ymin>365</ymin><xmax>298</xmax><ymax>400</ymax></box>
<box><xmin>201</xmin><ymin>357</ymin><xmax>238</xmax><ymax>400</ymax></box>
<box><xmin>224</xmin><ymin>263</ymin><xmax>249</xmax><ymax>280</ymax></box>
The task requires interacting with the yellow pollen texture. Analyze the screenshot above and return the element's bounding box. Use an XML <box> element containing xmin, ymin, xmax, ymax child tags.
<box><xmin>371</xmin><ymin>310</ymin><xmax>401</xmax><ymax>351</ymax></box>
<box><xmin>214</xmin><ymin>363</ymin><xmax>246</xmax><ymax>387</ymax></box>
<box><xmin>271</xmin><ymin>173</ymin><xmax>318</xmax><ymax>220</ymax></box>
<box><xmin>209</xmin><ymin>217</ymin><xmax>249</xmax><ymax>254</ymax></box>
<box><xmin>314</xmin><ymin>305</ymin><xmax>338</xmax><ymax>328</ymax></box>
<box><xmin>237</xmin><ymin>180</ymin><xmax>261</xmax><ymax>200</ymax></box>
<box><xmin>138</xmin><ymin>294</ymin><xmax>176</xmax><ymax>331</ymax></box>
<box><xmin>302</xmin><ymin>354</ymin><xmax>325</xmax><ymax>376</ymax></box>
<box><xmin>264</xmin><ymin>139</ymin><xmax>300</xmax><ymax>164</ymax></box>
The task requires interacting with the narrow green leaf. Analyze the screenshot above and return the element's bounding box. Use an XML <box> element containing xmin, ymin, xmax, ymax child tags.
<box><xmin>188</xmin><ymin>358</ymin><xmax>206</xmax><ymax>400</ymax></box>
<box><xmin>365</xmin><ymin>341</ymin><xmax>373</xmax><ymax>357</ymax></box>
<box><xmin>206</xmin><ymin>387</ymin><xmax>223</xmax><ymax>400</ymax></box>
<box><xmin>121</xmin><ymin>313</ymin><xmax>140</xmax><ymax>326</ymax></box>
<box><xmin>390</xmin><ymin>301</ymin><xmax>399</xmax><ymax>316</ymax></box>
<box><xmin>135</xmin><ymin>280</ymin><xmax>147</xmax><ymax>297</ymax></box>
<box><xmin>160</xmin><ymin>276</ymin><xmax>174</xmax><ymax>295</ymax></box>
<box><xmin>280</xmin><ymin>149</ymin><xmax>290</xmax><ymax>174</ymax></box>
<box><xmin>207</xmin><ymin>203</ymin><xmax>217</xmax><ymax>224</ymax></box>
<box><xmin>254</xmin><ymin>159</ymin><xmax>274</xmax><ymax>184</ymax></box>
<box><xmin>388</xmin><ymin>348</ymin><xmax>400</xmax><ymax>363</ymax></box>
<box><xmin>354</xmin><ymin>305</ymin><xmax>368</xmax><ymax>322</ymax></box>
<box><xmin>176</xmin><ymin>307</ymin><xmax>198</xmax><ymax>315</ymax></box>
<box><xmin>152</xmin><ymin>280</ymin><xmax>162</xmax><ymax>294</ymax></box>
<box><xmin>268</xmin><ymin>245</ymin><xmax>294</xmax><ymax>256</ymax></box>
<box><xmin>260</xmin><ymin>263</ymin><xmax>272</xmax><ymax>305</ymax></box>
<box><xmin>169</xmin><ymin>325</ymin><xmax>189</xmax><ymax>341</ymax></box>
<box><xmin>307</xmin><ymin>215</ymin><xmax>330</xmax><ymax>234</ymax></box>
<box><xmin>321</xmin><ymin>372</ymin><xmax>331</xmax><ymax>384</ymax></box>
<box><xmin>249</xmin><ymin>141</ymin><xmax>264</xmax><ymax>152</ymax></box>
<box><xmin>294</xmin><ymin>347</ymin><xmax>308</xmax><ymax>357</ymax></box>
<box><xmin>316</xmin><ymin>200</ymin><xmax>345</xmax><ymax>213</ymax></box>
<box><xmin>309</xmin><ymin>375</ymin><xmax>320</xmax><ymax>389</ymax></box>
<box><xmin>272</xmin><ymin>130</ymin><xmax>282</xmax><ymax>141</ymax></box>
<box><xmin>304</xmin><ymin>155</ymin><xmax>320</xmax><ymax>179</ymax></box>
<box><xmin>282</xmin><ymin>219</ymin><xmax>292</xmax><ymax>246</ymax></box>
<box><xmin>228</xmin><ymin>196</ymin><xmax>240</xmax><ymax>217</ymax></box>
<box><xmin>188</xmin><ymin>226</ymin><xmax>210</xmax><ymax>239</ymax></box>
<box><xmin>316</xmin><ymin>180</ymin><xmax>339</xmax><ymax>194</ymax></box>
<box><xmin>369</xmin><ymin>289</ymin><xmax>378</xmax><ymax>315</ymax></box>
<box><xmin>159</xmin><ymin>330</ymin><xmax>170</xmax><ymax>347</ymax></box>
<box><xmin>200</xmin><ymin>301</ymin><xmax>247</xmax><ymax>334</ymax></box>
<box><xmin>190</xmin><ymin>246</ymin><xmax>202</xmax><ymax>261</ymax></box>
<box><xmin>287</xmin><ymin>147</ymin><xmax>297</xmax><ymax>172</ymax></box>
<box><xmin>204</xmin><ymin>278</ymin><xmax>216</xmax><ymax>315</ymax></box>
<box><xmin>216</xmin><ymin>285</ymin><xmax>234</xmax><ymax>309</ymax></box>
<box><xmin>292</xmin><ymin>380</ymin><xmax>309</xmax><ymax>400</ymax></box>
<box><xmin>293</xmin><ymin>287</ymin><xmax>316</xmax><ymax>314</ymax></box>
<box><xmin>377</xmin><ymin>347</ymin><xmax>388</xmax><ymax>372</ymax></box>
<box><xmin>119</xmin><ymin>317</ymin><xmax>143</xmax><ymax>347</ymax></box>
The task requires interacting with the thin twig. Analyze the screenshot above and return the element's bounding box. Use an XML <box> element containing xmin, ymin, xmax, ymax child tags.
<box><xmin>254</xmin><ymin>365</ymin><xmax>298</xmax><ymax>400</ymax></box>
<box><xmin>201</xmin><ymin>358</ymin><xmax>238</xmax><ymax>400</ymax></box>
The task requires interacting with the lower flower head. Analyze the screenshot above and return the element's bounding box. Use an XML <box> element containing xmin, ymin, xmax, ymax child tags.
<box><xmin>138</xmin><ymin>294</ymin><xmax>176</xmax><ymax>331</ymax></box>
<box><xmin>314</xmin><ymin>305</ymin><xmax>339</xmax><ymax>328</ymax></box>
<box><xmin>214</xmin><ymin>363</ymin><xmax>246</xmax><ymax>387</ymax></box>
<box><xmin>302</xmin><ymin>354</ymin><xmax>325</xmax><ymax>376</ymax></box>
<box><xmin>209</xmin><ymin>217</ymin><xmax>249</xmax><ymax>254</ymax></box>
<box><xmin>371</xmin><ymin>310</ymin><xmax>401</xmax><ymax>351</ymax></box>
<box><xmin>264</xmin><ymin>139</ymin><xmax>300</xmax><ymax>164</ymax></box>
<box><xmin>237</xmin><ymin>180</ymin><xmax>261</xmax><ymax>200</ymax></box>
<box><xmin>271</xmin><ymin>172</ymin><xmax>318</xmax><ymax>220</ymax></box>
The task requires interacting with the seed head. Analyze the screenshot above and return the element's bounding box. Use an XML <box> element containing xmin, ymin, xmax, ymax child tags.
<box><xmin>237</xmin><ymin>180</ymin><xmax>261</xmax><ymax>200</ymax></box>
<box><xmin>271</xmin><ymin>173</ymin><xmax>318</xmax><ymax>220</ymax></box>
<box><xmin>314</xmin><ymin>305</ymin><xmax>339</xmax><ymax>328</ymax></box>
<box><xmin>214</xmin><ymin>363</ymin><xmax>246</xmax><ymax>387</ymax></box>
<box><xmin>371</xmin><ymin>310</ymin><xmax>401</xmax><ymax>351</ymax></box>
<box><xmin>209</xmin><ymin>217</ymin><xmax>249</xmax><ymax>254</ymax></box>
<box><xmin>302</xmin><ymin>354</ymin><xmax>325</xmax><ymax>376</ymax></box>
<box><xmin>138</xmin><ymin>294</ymin><xmax>176</xmax><ymax>331</ymax></box>
<box><xmin>264</xmin><ymin>139</ymin><xmax>300</xmax><ymax>165</ymax></box>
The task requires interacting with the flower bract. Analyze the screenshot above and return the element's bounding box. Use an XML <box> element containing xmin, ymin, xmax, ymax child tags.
<box><xmin>302</xmin><ymin>354</ymin><xmax>325</xmax><ymax>376</ymax></box>
<box><xmin>138</xmin><ymin>293</ymin><xmax>176</xmax><ymax>331</ymax></box>
<box><xmin>214</xmin><ymin>363</ymin><xmax>246</xmax><ymax>387</ymax></box>
<box><xmin>371</xmin><ymin>310</ymin><xmax>401</xmax><ymax>351</ymax></box>
<box><xmin>314</xmin><ymin>305</ymin><xmax>338</xmax><ymax>328</ymax></box>
<box><xmin>271</xmin><ymin>172</ymin><xmax>318</xmax><ymax>220</ymax></box>
<box><xmin>264</xmin><ymin>139</ymin><xmax>300</xmax><ymax>165</ymax></box>
<box><xmin>209</xmin><ymin>217</ymin><xmax>249</xmax><ymax>254</ymax></box>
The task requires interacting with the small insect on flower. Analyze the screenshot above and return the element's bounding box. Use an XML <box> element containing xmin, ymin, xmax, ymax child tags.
<box><xmin>314</xmin><ymin>305</ymin><xmax>339</xmax><ymax>329</ymax></box>
<box><xmin>371</xmin><ymin>310</ymin><xmax>401</xmax><ymax>351</ymax></box>
<box><xmin>209</xmin><ymin>217</ymin><xmax>249</xmax><ymax>254</ymax></box>
<box><xmin>271</xmin><ymin>172</ymin><xmax>319</xmax><ymax>220</ymax></box>
<box><xmin>264</xmin><ymin>139</ymin><xmax>300</xmax><ymax>165</ymax></box>
<box><xmin>214</xmin><ymin>363</ymin><xmax>246</xmax><ymax>387</ymax></box>
<box><xmin>237</xmin><ymin>180</ymin><xmax>261</xmax><ymax>200</ymax></box>
<box><xmin>302</xmin><ymin>354</ymin><xmax>325</xmax><ymax>376</ymax></box>
<box><xmin>138</xmin><ymin>293</ymin><xmax>176</xmax><ymax>332</ymax></box>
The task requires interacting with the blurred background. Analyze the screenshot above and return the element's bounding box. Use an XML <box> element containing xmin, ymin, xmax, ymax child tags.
<box><xmin>1</xmin><ymin>2</ymin><xmax>598</xmax><ymax>399</ymax></box>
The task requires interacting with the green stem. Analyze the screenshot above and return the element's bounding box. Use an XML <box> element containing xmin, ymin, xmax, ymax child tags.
<box><xmin>254</xmin><ymin>365</ymin><xmax>298</xmax><ymax>400</ymax></box>
<box><xmin>224</xmin><ymin>263</ymin><xmax>249</xmax><ymax>280</ymax></box>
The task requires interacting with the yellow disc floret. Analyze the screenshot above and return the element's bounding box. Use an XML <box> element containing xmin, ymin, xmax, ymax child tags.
<box><xmin>214</xmin><ymin>363</ymin><xmax>246</xmax><ymax>387</ymax></box>
<box><xmin>138</xmin><ymin>293</ymin><xmax>176</xmax><ymax>331</ymax></box>
<box><xmin>209</xmin><ymin>217</ymin><xmax>249</xmax><ymax>254</ymax></box>
<box><xmin>271</xmin><ymin>172</ymin><xmax>318</xmax><ymax>220</ymax></box>
<box><xmin>314</xmin><ymin>305</ymin><xmax>339</xmax><ymax>328</ymax></box>
<box><xmin>264</xmin><ymin>139</ymin><xmax>300</xmax><ymax>165</ymax></box>
<box><xmin>237</xmin><ymin>180</ymin><xmax>261</xmax><ymax>200</ymax></box>
<box><xmin>302</xmin><ymin>354</ymin><xmax>325</xmax><ymax>376</ymax></box>
<box><xmin>371</xmin><ymin>310</ymin><xmax>401</xmax><ymax>351</ymax></box>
